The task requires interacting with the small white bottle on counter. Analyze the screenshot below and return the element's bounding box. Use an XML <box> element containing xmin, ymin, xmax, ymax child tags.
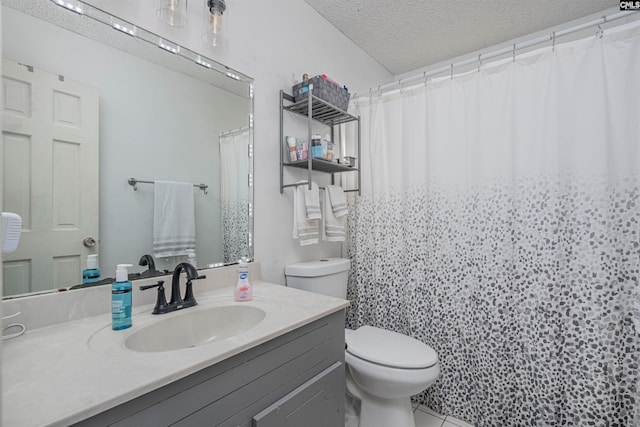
<box><xmin>234</xmin><ymin>258</ymin><xmax>253</xmax><ymax>302</ymax></box>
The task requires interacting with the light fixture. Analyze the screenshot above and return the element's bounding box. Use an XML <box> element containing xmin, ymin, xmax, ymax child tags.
<box><xmin>195</xmin><ymin>56</ymin><xmax>212</xmax><ymax>68</ymax></box>
<box><xmin>202</xmin><ymin>0</ymin><xmax>227</xmax><ymax>47</ymax></box>
<box><xmin>112</xmin><ymin>21</ymin><xmax>136</xmax><ymax>36</ymax></box>
<box><xmin>159</xmin><ymin>39</ymin><xmax>180</xmax><ymax>54</ymax></box>
<box><xmin>157</xmin><ymin>0</ymin><xmax>188</xmax><ymax>27</ymax></box>
<box><xmin>50</xmin><ymin>0</ymin><xmax>84</xmax><ymax>15</ymax></box>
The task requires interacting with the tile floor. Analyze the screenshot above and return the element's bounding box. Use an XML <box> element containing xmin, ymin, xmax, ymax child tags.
<box><xmin>412</xmin><ymin>403</ymin><xmax>475</xmax><ymax>427</ymax></box>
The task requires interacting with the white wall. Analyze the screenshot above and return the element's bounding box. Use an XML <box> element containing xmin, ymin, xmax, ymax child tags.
<box><xmin>84</xmin><ymin>0</ymin><xmax>394</xmax><ymax>283</ymax></box>
<box><xmin>3</xmin><ymin>8</ymin><xmax>249</xmax><ymax>277</ymax></box>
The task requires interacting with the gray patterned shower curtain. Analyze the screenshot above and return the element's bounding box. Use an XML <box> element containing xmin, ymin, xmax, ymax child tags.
<box><xmin>346</xmin><ymin>22</ymin><xmax>640</xmax><ymax>426</ymax></box>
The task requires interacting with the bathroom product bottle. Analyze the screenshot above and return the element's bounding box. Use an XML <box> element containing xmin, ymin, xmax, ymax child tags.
<box><xmin>82</xmin><ymin>254</ymin><xmax>100</xmax><ymax>284</ymax></box>
<box><xmin>327</xmin><ymin>139</ymin><xmax>335</xmax><ymax>161</ymax></box>
<box><xmin>311</xmin><ymin>133</ymin><xmax>323</xmax><ymax>158</ymax></box>
<box><xmin>300</xmin><ymin>73</ymin><xmax>310</xmax><ymax>95</ymax></box>
<box><xmin>296</xmin><ymin>139</ymin><xmax>308</xmax><ymax>160</ymax></box>
<box><xmin>286</xmin><ymin>136</ymin><xmax>297</xmax><ymax>162</ymax></box>
<box><xmin>320</xmin><ymin>135</ymin><xmax>329</xmax><ymax>159</ymax></box>
<box><xmin>322</xmin><ymin>134</ymin><xmax>334</xmax><ymax>160</ymax></box>
<box><xmin>112</xmin><ymin>264</ymin><xmax>133</xmax><ymax>330</ymax></box>
<box><xmin>234</xmin><ymin>259</ymin><xmax>252</xmax><ymax>302</ymax></box>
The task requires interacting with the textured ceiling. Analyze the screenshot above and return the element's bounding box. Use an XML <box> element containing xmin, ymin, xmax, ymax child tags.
<box><xmin>305</xmin><ymin>0</ymin><xmax>619</xmax><ymax>75</ymax></box>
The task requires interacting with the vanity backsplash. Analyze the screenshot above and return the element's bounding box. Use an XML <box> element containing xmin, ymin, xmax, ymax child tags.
<box><xmin>2</xmin><ymin>262</ymin><xmax>262</xmax><ymax>332</ymax></box>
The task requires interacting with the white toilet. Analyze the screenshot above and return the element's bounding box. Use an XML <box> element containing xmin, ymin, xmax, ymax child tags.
<box><xmin>285</xmin><ymin>258</ymin><xmax>440</xmax><ymax>427</ymax></box>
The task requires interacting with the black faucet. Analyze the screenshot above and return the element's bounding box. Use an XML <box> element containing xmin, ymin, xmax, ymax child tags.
<box><xmin>140</xmin><ymin>262</ymin><xmax>205</xmax><ymax>314</ymax></box>
<box><xmin>170</xmin><ymin>262</ymin><xmax>204</xmax><ymax>307</ymax></box>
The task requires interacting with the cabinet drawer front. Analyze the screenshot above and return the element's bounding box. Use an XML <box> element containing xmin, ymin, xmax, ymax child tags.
<box><xmin>252</xmin><ymin>361</ymin><xmax>345</xmax><ymax>427</ymax></box>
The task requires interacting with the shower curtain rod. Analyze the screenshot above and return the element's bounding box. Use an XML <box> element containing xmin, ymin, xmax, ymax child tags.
<box><xmin>354</xmin><ymin>10</ymin><xmax>636</xmax><ymax>99</ymax></box>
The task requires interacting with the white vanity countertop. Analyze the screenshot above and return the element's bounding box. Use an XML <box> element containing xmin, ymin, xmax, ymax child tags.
<box><xmin>2</xmin><ymin>281</ymin><xmax>349</xmax><ymax>427</ymax></box>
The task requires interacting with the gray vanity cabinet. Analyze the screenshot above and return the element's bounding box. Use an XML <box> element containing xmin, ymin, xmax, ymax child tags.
<box><xmin>253</xmin><ymin>361</ymin><xmax>344</xmax><ymax>427</ymax></box>
<box><xmin>74</xmin><ymin>310</ymin><xmax>345</xmax><ymax>427</ymax></box>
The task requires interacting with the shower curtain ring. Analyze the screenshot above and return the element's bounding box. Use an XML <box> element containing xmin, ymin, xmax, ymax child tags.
<box><xmin>477</xmin><ymin>54</ymin><xmax>483</xmax><ymax>72</ymax></box>
<box><xmin>597</xmin><ymin>24</ymin><xmax>603</xmax><ymax>38</ymax></box>
<box><xmin>450</xmin><ymin>64</ymin><xmax>454</xmax><ymax>80</ymax></box>
<box><xmin>552</xmin><ymin>31</ymin><xmax>556</xmax><ymax>51</ymax></box>
<box><xmin>512</xmin><ymin>44</ymin><xmax>516</xmax><ymax>63</ymax></box>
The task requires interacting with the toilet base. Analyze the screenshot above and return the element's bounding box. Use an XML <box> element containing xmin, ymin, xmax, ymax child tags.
<box><xmin>359</xmin><ymin>393</ymin><xmax>415</xmax><ymax>427</ymax></box>
<box><xmin>346</xmin><ymin>368</ymin><xmax>416</xmax><ymax>427</ymax></box>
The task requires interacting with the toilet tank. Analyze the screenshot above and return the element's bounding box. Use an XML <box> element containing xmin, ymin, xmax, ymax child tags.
<box><xmin>284</xmin><ymin>258</ymin><xmax>350</xmax><ymax>299</ymax></box>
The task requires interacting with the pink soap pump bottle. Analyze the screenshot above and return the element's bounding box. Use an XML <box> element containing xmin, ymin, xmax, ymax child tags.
<box><xmin>234</xmin><ymin>258</ymin><xmax>252</xmax><ymax>302</ymax></box>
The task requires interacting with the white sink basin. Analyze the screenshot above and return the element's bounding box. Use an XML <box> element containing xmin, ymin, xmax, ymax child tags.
<box><xmin>124</xmin><ymin>305</ymin><xmax>266</xmax><ymax>352</ymax></box>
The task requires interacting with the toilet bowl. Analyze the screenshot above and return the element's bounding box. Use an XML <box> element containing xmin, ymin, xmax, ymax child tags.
<box><xmin>285</xmin><ymin>259</ymin><xmax>440</xmax><ymax>427</ymax></box>
<box><xmin>344</xmin><ymin>326</ymin><xmax>440</xmax><ymax>427</ymax></box>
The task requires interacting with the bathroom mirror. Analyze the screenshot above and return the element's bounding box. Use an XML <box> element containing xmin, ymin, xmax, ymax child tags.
<box><xmin>1</xmin><ymin>0</ymin><xmax>254</xmax><ymax>298</ymax></box>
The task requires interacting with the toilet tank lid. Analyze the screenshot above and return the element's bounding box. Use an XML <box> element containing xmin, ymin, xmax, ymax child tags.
<box><xmin>285</xmin><ymin>258</ymin><xmax>351</xmax><ymax>277</ymax></box>
<box><xmin>345</xmin><ymin>326</ymin><xmax>439</xmax><ymax>369</ymax></box>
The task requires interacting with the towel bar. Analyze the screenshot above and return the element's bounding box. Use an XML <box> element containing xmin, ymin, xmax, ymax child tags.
<box><xmin>282</xmin><ymin>182</ymin><xmax>358</xmax><ymax>193</ymax></box>
<box><xmin>128</xmin><ymin>178</ymin><xmax>208</xmax><ymax>195</ymax></box>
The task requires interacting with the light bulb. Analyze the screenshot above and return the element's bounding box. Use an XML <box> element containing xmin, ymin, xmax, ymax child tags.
<box><xmin>202</xmin><ymin>0</ymin><xmax>228</xmax><ymax>47</ymax></box>
<box><xmin>157</xmin><ymin>0</ymin><xmax>188</xmax><ymax>27</ymax></box>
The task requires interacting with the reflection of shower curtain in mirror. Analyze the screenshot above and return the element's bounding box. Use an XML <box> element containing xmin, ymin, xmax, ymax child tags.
<box><xmin>220</xmin><ymin>128</ymin><xmax>250</xmax><ymax>263</ymax></box>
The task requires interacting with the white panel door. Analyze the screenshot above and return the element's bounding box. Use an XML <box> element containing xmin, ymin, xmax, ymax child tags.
<box><xmin>2</xmin><ymin>60</ymin><xmax>99</xmax><ymax>295</ymax></box>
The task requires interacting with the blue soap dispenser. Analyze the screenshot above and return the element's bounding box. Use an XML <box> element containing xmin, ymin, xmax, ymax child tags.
<box><xmin>112</xmin><ymin>264</ymin><xmax>133</xmax><ymax>330</ymax></box>
<box><xmin>82</xmin><ymin>254</ymin><xmax>100</xmax><ymax>283</ymax></box>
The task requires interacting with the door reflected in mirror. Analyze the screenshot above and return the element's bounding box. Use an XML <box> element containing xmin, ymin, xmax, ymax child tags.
<box><xmin>1</xmin><ymin>0</ymin><xmax>254</xmax><ymax>298</ymax></box>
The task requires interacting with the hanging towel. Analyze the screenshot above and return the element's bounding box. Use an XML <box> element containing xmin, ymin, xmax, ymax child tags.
<box><xmin>326</xmin><ymin>185</ymin><xmax>348</xmax><ymax>218</ymax></box>
<box><xmin>153</xmin><ymin>180</ymin><xmax>196</xmax><ymax>257</ymax></box>
<box><xmin>304</xmin><ymin>181</ymin><xmax>321</xmax><ymax>220</ymax></box>
<box><xmin>293</xmin><ymin>182</ymin><xmax>319</xmax><ymax>245</ymax></box>
<box><xmin>322</xmin><ymin>186</ymin><xmax>346</xmax><ymax>242</ymax></box>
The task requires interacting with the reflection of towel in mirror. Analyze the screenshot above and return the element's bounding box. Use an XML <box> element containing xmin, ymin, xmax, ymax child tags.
<box><xmin>293</xmin><ymin>182</ymin><xmax>319</xmax><ymax>245</ymax></box>
<box><xmin>153</xmin><ymin>180</ymin><xmax>195</xmax><ymax>257</ymax></box>
<box><xmin>322</xmin><ymin>185</ymin><xmax>347</xmax><ymax>242</ymax></box>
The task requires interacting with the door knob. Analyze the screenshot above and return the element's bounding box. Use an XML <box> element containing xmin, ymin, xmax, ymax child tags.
<box><xmin>83</xmin><ymin>237</ymin><xmax>96</xmax><ymax>247</ymax></box>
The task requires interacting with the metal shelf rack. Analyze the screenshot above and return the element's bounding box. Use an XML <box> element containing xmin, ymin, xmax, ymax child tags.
<box><xmin>279</xmin><ymin>90</ymin><xmax>361</xmax><ymax>194</ymax></box>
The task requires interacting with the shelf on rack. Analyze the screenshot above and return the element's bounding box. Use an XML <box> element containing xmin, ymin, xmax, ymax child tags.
<box><xmin>284</xmin><ymin>158</ymin><xmax>358</xmax><ymax>174</ymax></box>
<box><xmin>283</xmin><ymin>94</ymin><xmax>357</xmax><ymax>126</ymax></box>
<box><xmin>280</xmin><ymin>90</ymin><xmax>361</xmax><ymax>195</ymax></box>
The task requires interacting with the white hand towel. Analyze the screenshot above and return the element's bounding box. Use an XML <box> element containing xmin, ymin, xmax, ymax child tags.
<box><xmin>322</xmin><ymin>188</ymin><xmax>346</xmax><ymax>242</ymax></box>
<box><xmin>153</xmin><ymin>180</ymin><xmax>196</xmax><ymax>257</ymax></box>
<box><xmin>326</xmin><ymin>185</ymin><xmax>348</xmax><ymax>217</ymax></box>
<box><xmin>304</xmin><ymin>181</ymin><xmax>321</xmax><ymax>220</ymax></box>
<box><xmin>293</xmin><ymin>183</ymin><xmax>319</xmax><ymax>245</ymax></box>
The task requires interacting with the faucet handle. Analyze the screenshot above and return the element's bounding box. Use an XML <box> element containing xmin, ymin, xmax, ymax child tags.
<box><xmin>183</xmin><ymin>274</ymin><xmax>205</xmax><ymax>305</ymax></box>
<box><xmin>183</xmin><ymin>274</ymin><xmax>206</xmax><ymax>305</ymax></box>
<box><xmin>140</xmin><ymin>280</ymin><xmax>169</xmax><ymax>314</ymax></box>
<box><xmin>139</xmin><ymin>280</ymin><xmax>164</xmax><ymax>291</ymax></box>
<box><xmin>183</xmin><ymin>280</ymin><xmax>197</xmax><ymax>306</ymax></box>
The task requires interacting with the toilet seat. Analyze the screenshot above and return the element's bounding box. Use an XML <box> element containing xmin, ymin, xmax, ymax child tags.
<box><xmin>345</xmin><ymin>326</ymin><xmax>438</xmax><ymax>369</ymax></box>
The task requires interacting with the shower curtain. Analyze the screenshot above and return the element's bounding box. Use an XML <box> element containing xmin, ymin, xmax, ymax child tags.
<box><xmin>347</xmin><ymin>22</ymin><xmax>640</xmax><ymax>426</ymax></box>
<box><xmin>220</xmin><ymin>128</ymin><xmax>250</xmax><ymax>263</ymax></box>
